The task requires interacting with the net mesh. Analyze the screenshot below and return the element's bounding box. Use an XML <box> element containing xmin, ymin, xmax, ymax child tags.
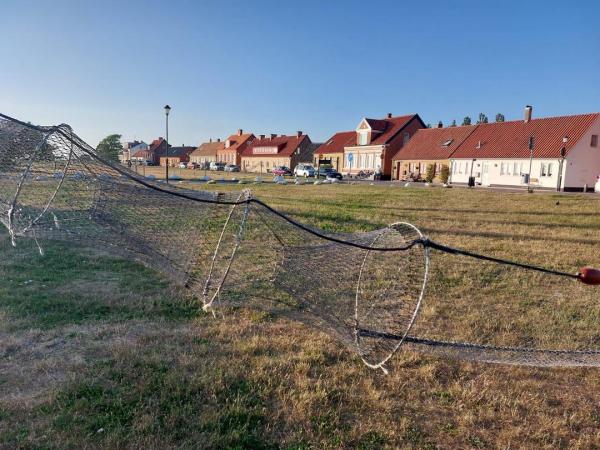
<box><xmin>2</xmin><ymin>112</ymin><xmax>600</xmax><ymax>371</ymax></box>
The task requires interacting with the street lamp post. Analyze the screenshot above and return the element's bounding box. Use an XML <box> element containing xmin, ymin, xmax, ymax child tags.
<box><xmin>164</xmin><ymin>105</ymin><xmax>171</xmax><ymax>184</ymax></box>
<box><xmin>557</xmin><ymin>135</ymin><xmax>568</xmax><ymax>191</ymax></box>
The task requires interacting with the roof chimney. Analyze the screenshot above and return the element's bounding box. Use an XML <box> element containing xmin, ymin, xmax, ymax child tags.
<box><xmin>217</xmin><ymin>138</ymin><xmax>221</xmax><ymax>142</ymax></box>
<box><xmin>387</xmin><ymin>113</ymin><xmax>392</xmax><ymax>119</ymax></box>
<box><xmin>296</xmin><ymin>130</ymin><xmax>302</xmax><ymax>138</ymax></box>
<box><xmin>524</xmin><ymin>105</ymin><xmax>533</xmax><ymax>123</ymax></box>
<box><xmin>237</xmin><ymin>129</ymin><xmax>243</xmax><ymax>136</ymax></box>
<box><xmin>209</xmin><ymin>138</ymin><xmax>212</xmax><ymax>143</ymax></box>
<box><xmin>437</xmin><ymin>121</ymin><xmax>443</xmax><ymax>128</ymax></box>
<box><xmin>259</xmin><ymin>134</ymin><xmax>265</xmax><ymax>140</ymax></box>
<box><xmin>270</xmin><ymin>133</ymin><xmax>277</xmax><ymax>139</ymax></box>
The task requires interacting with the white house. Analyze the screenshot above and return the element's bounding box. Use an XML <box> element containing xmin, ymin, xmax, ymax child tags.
<box><xmin>120</xmin><ymin>141</ymin><xmax>149</xmax><ymax>163</ymax></box>
<box><xmin>449</xmin><ymin>107</ymin><xmax>600</xmax><ymax>191</ymax></box>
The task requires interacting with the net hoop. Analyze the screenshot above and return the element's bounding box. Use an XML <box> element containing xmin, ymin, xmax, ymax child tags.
<box><xmin>354</xmin><ymin>222</ymin><xmax>429</xmax><ymax>372</ymax></box>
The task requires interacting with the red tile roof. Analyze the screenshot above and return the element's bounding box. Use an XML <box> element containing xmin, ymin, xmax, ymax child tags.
<box><xmin>315</xmin><ymin>131</ymin><xmax>355</xmax><ymax>155</ymax></box>
<box><xmin>356</xmin><ymin>114</ymin><xmax>423</xmax><ymax>146</ymax></box>
<box><xmin>451</xmin><ymin>113</ymin><xmax>600</xmax><ymax>159</ymax></box>
<box><xmin>242</xmin><ymin>134</ymin><xmax>309</xmax><ymax>158</ymax></box>
<box><xmin>221</xmin><ymin>133</ymin><xmax>255</xmax><ymax>154</ymax></box>
<box><xmin>392</xmin><ymin>125</ymin><xmax>478</xmax><ymax>161</ymax></box>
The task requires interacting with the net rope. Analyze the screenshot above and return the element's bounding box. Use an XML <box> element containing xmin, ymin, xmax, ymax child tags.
<box><xmin>1</xmin><ymin>112</ymin><xmax>600</xmax><ymax>371</ymax></box>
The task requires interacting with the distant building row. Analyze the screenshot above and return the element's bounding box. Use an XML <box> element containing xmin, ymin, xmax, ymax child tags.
<box><xmin>390</xmin><ymin>107</ymin><xmax>600</xmax><ymax>191</ymax></box>
<box><xmin>121</xmin><ymin>105</ymin><xmax>600</xmax><ymax>191</ymax></box>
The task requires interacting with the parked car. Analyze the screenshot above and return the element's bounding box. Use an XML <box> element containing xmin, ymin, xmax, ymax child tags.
<box><xmin>271</xmin><ymin>165</ymin><xmax>292</xmax><ymax>176</ymax></box>
<box><xmin>224</xmin><ymin>164</ymin><xmax>240</xmax><ymax>172</ymax></box>
<box><xmin>187</xmin><ymin>162</ymin><xmax>199</xmax><ymax>170</ymax></box>
<box><xmin>294</xmin><ymin>164</ymin><xmax>315</xmax><ymax>177</ymax></box>
<box><xmin>210</xmin><ymin>162</ymin><xmax>226</xmax><ymax>171</ymax></box>
<box><xmin>178</xmin><ymin>162</ymin><xmax>188</xmax><ymax>169</ymax></box>
<box><xmin>320</xmin><ymin>168</ymin><xmax>343</xmax><ymax>180</ymax></box>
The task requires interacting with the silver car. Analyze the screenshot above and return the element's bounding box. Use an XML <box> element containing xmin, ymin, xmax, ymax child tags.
<box><xmin>294</xmin><ymin>164</ymin><xmax>315</xmax><ymax>177</ymax></box>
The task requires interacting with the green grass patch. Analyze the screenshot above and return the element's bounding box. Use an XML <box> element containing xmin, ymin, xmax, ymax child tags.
<box><xmin>0</xmin><ymin>235</ymin><xmax>200</xmax><ymax>330</ymax></box>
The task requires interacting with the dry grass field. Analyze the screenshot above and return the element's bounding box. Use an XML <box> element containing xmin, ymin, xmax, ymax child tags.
<box><xmin>2</xmin><ymin>183</ymin><xmax>600</xmax><ymax>449</ymax></box>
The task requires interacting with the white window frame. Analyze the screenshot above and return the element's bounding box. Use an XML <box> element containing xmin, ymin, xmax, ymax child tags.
<box><xmin>358</xmin><ymin>131</ymin><xmax>368</xmax><ymax>146</ymax></box>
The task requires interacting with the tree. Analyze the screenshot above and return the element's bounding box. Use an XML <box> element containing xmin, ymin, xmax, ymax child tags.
<box><xmin>495</xmin><ymin>113</ymin><xmax>505</xmax><ymax>122</ymax></box>
<box><xmin>450</xmin><ymin>119</ymin><xmax>457</xmax><ymax>127</ymax></box>
<box><xmin>477</xmin><ymin>113</ymin><xmax>489</xmax><ymax>124</ymax></box>
<box><xmin>462</xmin><ymin>116</ymin><xmax>472</xmax><ymax>126</ymax></box>
<box><xmin>425</xmin><ymin>164</ymin><xmax>436</xmax><ymax>183</ymax></box>
<box><xmin>96</xmin><ymin>134</ymin><xmax>123</xmax><ymax>162</ymax></box>
<box><xmin>440</xmin><ymin>165</ymin><xmax>450</xmax><ymax>184</ymax></box>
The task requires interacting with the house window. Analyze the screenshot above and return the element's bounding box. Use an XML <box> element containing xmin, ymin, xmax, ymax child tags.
<box><xmin>540</xmin><ymin>163</ymin><xmax>547</xmax><ymax>177</ymax></box>
<box><xmin>500</xmin><ymin>162</ymin><xmax>505</xmax><ymax>175</ymax></box>
<box><xmin>403</xmin><ymin>132</ymin><xmax>410</xmax><ymax>145</ymax></box>
<box><xmin>592</xmin><ymin>135</ymin><xmax>598</xmax><ymax>147</ymax></box>
<box><xmin>547</xmin><ymin>163</ymin><xmax>553</xmax><ymax>176</ymax></box>
<box><xmin>358</xmin><ymin>131</ymin><xmax>368</xmax><ymax>146</ymax></box>
<box><xmin>513</xmin><ymin>162</ymin><xmax>518</xmax><ymax>175</ymax></box>
<box><xmin>507</xmin><ymin>163</ymin><xmax>512</xmax><ymax>175</ymax></box>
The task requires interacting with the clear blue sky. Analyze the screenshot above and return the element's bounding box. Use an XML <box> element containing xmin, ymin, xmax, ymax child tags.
<box><xmin>1</xmin><ymin>0</ymin><xmax>599</xmax><ymax>146</ymax></box>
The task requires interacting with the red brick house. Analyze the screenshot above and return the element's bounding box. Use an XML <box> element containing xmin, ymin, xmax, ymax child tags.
<box><xmin>217</xmin><ymin>129</ymin><xmax>255</xmax><ymax>166</ymax></box>
<box><xmin>240</xmin><ymin>132</ymin><xmax>312</xmax><ymax>173</ymax></box>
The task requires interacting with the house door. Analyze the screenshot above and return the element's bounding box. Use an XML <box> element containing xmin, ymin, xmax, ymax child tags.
<box><xmin>481</xmin><ymin>163</ymin><xmax>490</xmax><ymax>186</ymax></box>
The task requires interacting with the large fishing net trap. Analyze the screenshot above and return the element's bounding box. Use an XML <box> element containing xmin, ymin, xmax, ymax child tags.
<box><xmin>2</xmin><ymin>112</ymin><xmax>600</xmax><ymax>373</ymax></box>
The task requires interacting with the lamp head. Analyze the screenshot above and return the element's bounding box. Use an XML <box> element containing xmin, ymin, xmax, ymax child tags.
<box><xmin>164</xmin><ymin>105</ymin><xmax>171</xmax><ymax>116</ymax></box>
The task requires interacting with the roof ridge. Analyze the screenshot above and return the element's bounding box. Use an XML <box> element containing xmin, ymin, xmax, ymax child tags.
<box><xmin>475</xmin><ymin>112</ymin><xmax>600</xmax><ymax>126</ymax></box>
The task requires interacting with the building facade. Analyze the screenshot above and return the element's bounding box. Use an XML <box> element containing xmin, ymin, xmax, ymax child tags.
<box><xmin>189</xmin><ymin>139</ymin><xmax>224</xmax><ymax>166</ymax></box>
<box><xmin>313</xmin><ymin>131</ymin><xmax>354</xmax><ymax>171</ymax></box>
<box><xmin>120</xmin><ymin>141</ymin><xmax>149</xmax><ymax>163</ymax></box>
<box><xmin>217</xmin><ymin>129</ymin><xmax>255</xmax><ymax>165</ymax></box>
<box><xmin>240</xmin><ymin>132</ymin><xmax>312</xmax><ymax>173</ymax></box>
<box><xmin>339</xmin><ymin>113</ymin><xmax>425</xmax><ymax>179</ymax></box>
<box><xmin>449</xmin><ymin>109</ymin><xmax>600</xmax><ymax>191</ymax></box>
<box><xmin>391</xmin><ymin>124</ymin><xmax>477</xmax><ymax>181</ymax></box>
<box><xmin>159</xmin><ymin>146</ymin><xmax>196</xmax><ymax>167</ymax></box>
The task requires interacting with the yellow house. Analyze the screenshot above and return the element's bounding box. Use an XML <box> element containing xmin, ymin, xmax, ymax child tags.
<box><xmin>313</xmin><ymin>131</ymin><xmax>354</xmax><ymax>171</ymax></box>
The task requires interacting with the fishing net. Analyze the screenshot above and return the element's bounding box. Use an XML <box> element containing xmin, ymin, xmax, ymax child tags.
<box><xmin>1</xmin><ymin>112</ymin><xmax>600</xmax><ymax>372</ymax></box>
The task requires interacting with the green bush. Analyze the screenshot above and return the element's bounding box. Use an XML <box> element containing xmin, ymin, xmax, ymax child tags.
<box><xmin>440</xmin><ymin>165</ymin><xmax>450</xmax><ymax>184</ymax></box>
<box><xmin>425</xmin><ymin>164</ymin><xmax>435</xmax><ymax>183</ymax></box>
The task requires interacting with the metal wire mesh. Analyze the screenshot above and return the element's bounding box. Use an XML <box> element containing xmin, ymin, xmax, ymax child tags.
<box><xmin>2</xmin><ymin>112</ymin><xmax>600</xmax><ymax>371</ymax></box>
